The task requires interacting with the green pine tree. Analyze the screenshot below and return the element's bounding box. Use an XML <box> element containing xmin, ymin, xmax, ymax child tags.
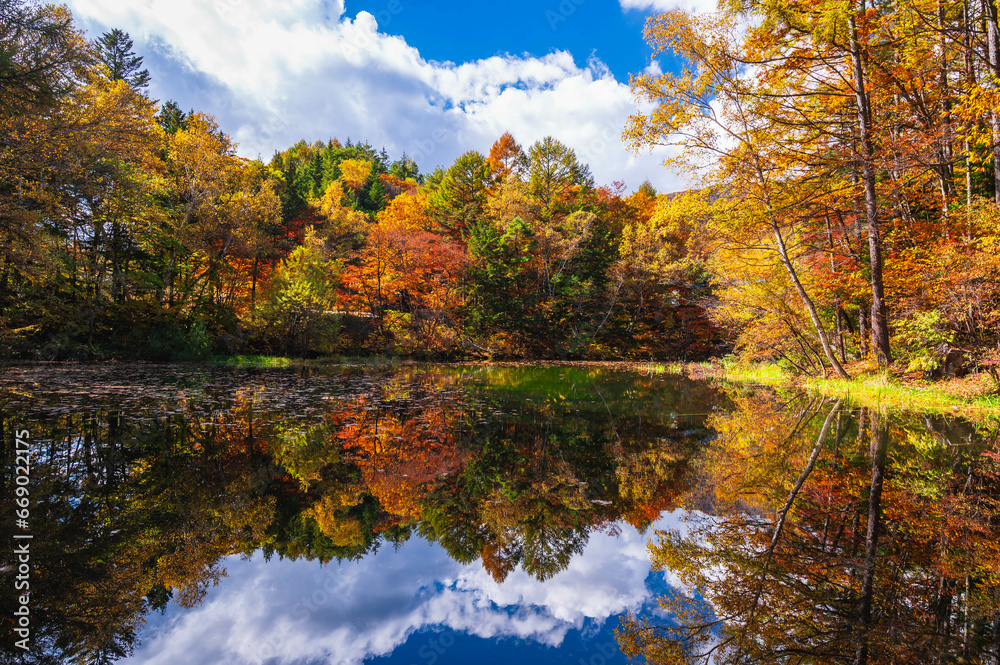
<box><xmin>95</xmin><ymin>28</ymin><xmax>150</xmax><ymax>90</ymax></box>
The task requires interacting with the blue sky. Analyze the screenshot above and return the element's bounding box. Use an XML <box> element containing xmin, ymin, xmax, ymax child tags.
<box><xmin>64</xmin><ymin>0</ymin><xmax>713</xmax><ymax>191</ymax></box>
<box><xmin>347</xmin><ymin>0</ymin><xmax>654</xmax><ymax>82</ymax></box>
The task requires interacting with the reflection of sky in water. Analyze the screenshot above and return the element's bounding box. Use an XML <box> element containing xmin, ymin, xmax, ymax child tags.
<box><xmin>125</xmin><ymin>513</ymin><xmax>686</xmax><ymax>665</ymax></box>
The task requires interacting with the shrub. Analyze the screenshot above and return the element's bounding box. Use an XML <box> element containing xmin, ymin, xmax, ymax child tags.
<box><xmin>893</xmin><ymin>310</ymin><xmax>954</xmax><ymax>373</ymax></box>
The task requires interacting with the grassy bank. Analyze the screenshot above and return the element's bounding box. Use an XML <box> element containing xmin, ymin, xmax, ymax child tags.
<box><xmin>670</xmin><ymin>358</ymin><xmax>1000</xmax><ymax>415</ymax></box>
<box><xmin>211</xmin><ymin>355</ymin><xmax>401</xmax><ymax>368</ymax></box>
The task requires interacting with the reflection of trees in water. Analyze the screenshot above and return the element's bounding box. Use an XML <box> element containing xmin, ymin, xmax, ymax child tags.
<box><xmin>619</xmin><ymin>388</ymin><xmax>1000</xmax><ymax>665</ymax></box>
<box><xmin>0</xmin><ymin>368</ymin><xmax>717</xmax><ymax>664</ymax></box>
<box><xmin>279</xmin><ymin>370</ymin><xmax>715</xmax><ymax>585</ymax></box>
<box><xmin>0</xmin><ymin>402</ymin><xmax>277</xmax><ymax>665</ymax></box>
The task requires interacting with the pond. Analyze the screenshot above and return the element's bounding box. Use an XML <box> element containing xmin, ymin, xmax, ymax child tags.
<box><xmin>0</xmin><ymin>363</ymin><xmax>998</xmax><ymax>665</ymax></box>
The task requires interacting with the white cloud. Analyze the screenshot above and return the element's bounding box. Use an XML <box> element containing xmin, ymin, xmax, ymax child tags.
<box><xmin>66</xmin><ymin>0</ymin><xmax>680</xmax><ymax>191</ymax></box>
<box><xmin>619</xmin><ymin>0</ymin><xmax>720</xmax><ymax>15</ymax></box>
<box><xmin>644</xmin><ymin>59</ymin><xmax>663</xmax><ymax>76</ymax></box>
<box><xmin>123</xmin><ymin>513</ymin><xmax>689</xmax><ymax>665</ymax></box>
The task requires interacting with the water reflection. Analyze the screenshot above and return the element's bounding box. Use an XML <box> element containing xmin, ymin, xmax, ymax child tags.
<box><xmin>0</xmin><ymin>364</ymin><xmax>719</xmax><ymax>664</ymax></box>
<box><xmin>620</xmin><ymin>386</ymin><xmax>1000</xmax><ymax>665</ymax></box>
<box><xmin>125</xmin><ymin>514</ymin><xmax>685</xmax><ymax>665</ymax></box>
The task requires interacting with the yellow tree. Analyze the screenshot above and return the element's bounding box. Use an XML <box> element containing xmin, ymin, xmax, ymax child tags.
<box><xmin>202</xmin><ymin>159</ymin><xmax>281</xmax><ymax>310</ymax></box>
<box><xmin>312</xmin><ymin>179</ymin><xmax>369</xmax><ymax>255</ymax></box>
<box><xmin>162</xmin><ymin>114</ymin><xmax>281</xmax><ymax>313</ymax></box>
<box><xmin>626</xmin><ymin>11</ymin><xmax>851</xmax><ymax>377</ymax></box>
<box><xmin>161</xmin><ymin>113</ymin><xmax>236</xmax><ymax>305</ymax></box>
<box><xmin>60</xmin><ymin>78</ymin><xmax>164</xmax><ymax>305</ymax></box>
<box><xmin>338</xmin><ymin>158</ymin><xmax>372</xmax><ymax>193</ymax></box>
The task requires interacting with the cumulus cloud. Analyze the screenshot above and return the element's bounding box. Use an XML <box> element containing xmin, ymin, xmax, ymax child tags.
<box><xmin>123</xmin><ymin>513</ymin><xmax>688</xmax><ymax>665</ymax></box>
<box><xmin>65</xmin><ymin>0</ymin><xmax>679</xmax><ymax>190</ymax></box>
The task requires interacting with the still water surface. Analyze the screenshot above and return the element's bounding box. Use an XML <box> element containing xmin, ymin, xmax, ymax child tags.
<box><xmin>0</xmin><ymin>363</ymin><xmax>997</xmax><ymax>664</ymax></box>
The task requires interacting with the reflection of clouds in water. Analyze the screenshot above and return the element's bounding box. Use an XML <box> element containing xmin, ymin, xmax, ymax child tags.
<box><xmin>125</xmin><ymin>513</ymin><xmax>686</xmax><ymax>665</ymax></box>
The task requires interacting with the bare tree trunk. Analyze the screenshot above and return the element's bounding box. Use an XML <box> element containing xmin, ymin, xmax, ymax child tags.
<box><xmin>160</xmin><ymin>204</ymin><xmax>194</xmax><ymax>306</ymax></box>
<box><xmin>772</xmin><ymin>224</ymin><xmax>851</xmax><ymax>378</ymax></box>
<box><xmin>859</xmin><ymin>303</ymin><xmax>870</xmax><ymax>358</ymax></box>
<box><xmin>938</xmin><ymin>0</ymin><xmax>956</xmax><ymax>214</ymax></box>
<box><xmin>966</xmin><ymin>0</ymin><xmax>977</xmax><ymax>241</ymax></box>
<box><xmin>985</xmin><ymin>0</ymin><xmax>1000</xmax><ymax>203</ymax></box>
<box><xmin>251</xmin><ymin>256</ymin><xmax>259</xmax><ymax>309</ymax></box>
<box><xmin>826</xmin><ymin>214</ymin><xmax>848</xmax><ymax>363</ymax></box>
<box><xmin>849</xmin><ymin>8</ymin><xmax>893</xmax><ymax>364</ymax></box>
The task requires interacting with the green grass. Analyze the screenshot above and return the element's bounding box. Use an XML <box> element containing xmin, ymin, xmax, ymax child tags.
<box><xmin>796</xmin><ymin>372</ymin><xmax>975</xmax><ymax>413</ymax></box>
<box><xmin>213</xmin><ymin>355</ymin><xmax>294</xmax><ymax>367</ymax></box>
<box><xmin>718</xmin><ymin>360</ymin><xmax>787</xmax><ymax>384</ymax></box>
<box><xmin>663</xmin><ymin>358</ymin><xmax>1000</xmax><ymax>416</ymax></box>
<box><xmin>212</xmin><ymin>354</ymin><xmax>401</xmax><ymax>367</ymax></box>
<box><xmin>636</xmin><ymin>362</ymin><xmax>668</xmax><ymax>375</ymax></box>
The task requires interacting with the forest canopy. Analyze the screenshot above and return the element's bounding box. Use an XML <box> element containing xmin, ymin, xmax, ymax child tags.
<box><xmin>624</xmin><ymin>0</ymin><xmax>1000</xmax><ymax>377</ymax></box>
<box><xmin>4</xmin><ymin>0</ymin><xmax>1000</xmax><ymax>376</ymax></box>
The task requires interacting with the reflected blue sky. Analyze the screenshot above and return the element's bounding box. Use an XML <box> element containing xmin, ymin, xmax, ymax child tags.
<box><xmin>125</xmin><ymin>513</ymin><xmax>686</xmax><ymax>664</ymax></box>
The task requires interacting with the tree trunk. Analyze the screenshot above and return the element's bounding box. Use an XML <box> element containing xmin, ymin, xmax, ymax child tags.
<box><xmin>826</xmin><ymin>214</ymin><xmax>848</xmax><ymax>363</ymax></box>
<box><xmin>772</xmin><ymin>224</ymin><xmax>851</xmax><ymax>378</ymax></box>
<box><xmin>938</xmin><ymin>0</ymin><xmax>956</xmax><ymax>212</ymax></box>
<box><xmin>849</xmin><ymin>9</ymin><xmax>893</xmax><ymax>364</ymax></box>
<box><xmin>251</xmin><ymin>256</ymin><xmax>259</xmax><ymax>309</ymax></box>
<box><xmin>161</xmin><ymin>204</ymin><xmax>194</xmax><ymax>306</ymax></box>
<box><xmin>984</xmin><ymin>0</ymin><xmax>1000</xmax><ymax>203</ymax></box>
<box><xmin>859</xmin><ymin>303</ymin><xmax>870</xmax><ymax>357</ymax></box>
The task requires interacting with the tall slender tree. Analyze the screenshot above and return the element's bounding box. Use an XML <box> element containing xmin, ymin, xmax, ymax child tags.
<box><xmin>95</xmin><ymin>28</ymin><xmax>150</xmax><ymax>91</ymax></box>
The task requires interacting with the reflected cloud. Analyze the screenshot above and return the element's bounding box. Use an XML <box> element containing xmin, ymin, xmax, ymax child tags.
<box><xmin>126</xmin><ymin>513</ymin><xmax>686</xmax><ymax>665</ymax></box>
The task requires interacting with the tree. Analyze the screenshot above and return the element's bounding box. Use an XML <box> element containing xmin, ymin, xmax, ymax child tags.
<box><xmin>389</xmin><ymin>154</ymin><xmax>420</xmax><ymax>181</ymax></box>
<box><xmin>255</xmin><ymin>229</ymin><xmax>341</xmax><ymax>355</ymax></box>
<box><xmin>0</xmin><ymin>0</ymin><xmax>83</xmax><ymax>113</ymax></box>
<box><xmin>160</xmin><ymin>113</ymin><xmax>236</xmax><ymax>306</ymax></box>
<box><xmin>487</xmin><ymin>131</ymin><xmax>528</xmax><ymax>186</ymax></box>
<box><xmin>526</xmin><ymin>138</ymin><xmax>601</xmax><ymax>303</ymax></box>
<box><xmin>156</xmin><ymin>100</ymin><xmax>188</xmax><ymax>133</ymax></box>
<box><xmin>610</xmin><ymin>190</ymin><xmax>717</xmax><ymax>358</ymax></box>
<box><xmin>527</xmin><ymin>136</ymin><xmax>593</xmax><ymax>222</ymax></box>
<box><xmin>313</xmin><ymin>180</ymin><xmax>368</xmax><ymax>255</ymax></box>
<box><xmin>626</xmin><ymin>10</ymin><xmax>853</xmax><ymax>376</ymax></box>
<box><xmin>95</xmin><ymin>29</ymin><xmax>150</xmax><ymax>91</ymax></box>
<box><xmin>466</xmin><ymin>216</ymin><xmax>537</xmax><ymax>347</ymax></box>
<box><xmin>428</xmin><ymin>151</ymin><xmax>491</xmax><ymax>240</ymax></box>
<box><xmin>339</xmin><ymin>158</ymin><xmax>372</xmax><ymax>193</ymax></box>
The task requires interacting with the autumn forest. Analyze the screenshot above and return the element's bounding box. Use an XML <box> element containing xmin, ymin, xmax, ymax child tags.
<box><xmin>7</xmin><ymin>0</ymin><xmax>1000</xmax><ymax>662</ymax></box>
<box><xmin>1</xmin><ymin>2</ymin><xmax>714</xmax><ymax>363</ymax></box>
<box><xmin>6</xmin><ymin>0</ymin><xmax>1000</xmax><ymax>376</ymax></box>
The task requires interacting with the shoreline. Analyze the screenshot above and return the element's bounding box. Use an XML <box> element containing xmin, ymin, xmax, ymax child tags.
<box><xmin>5</xmin><ymin>355</ymin><xmax>998</xmax><ymax>416</ymax></box>
<box><xmin>664</xmin><ymin>359</ymin><xmax>1000</xmax><ymax>416</ymax></box>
